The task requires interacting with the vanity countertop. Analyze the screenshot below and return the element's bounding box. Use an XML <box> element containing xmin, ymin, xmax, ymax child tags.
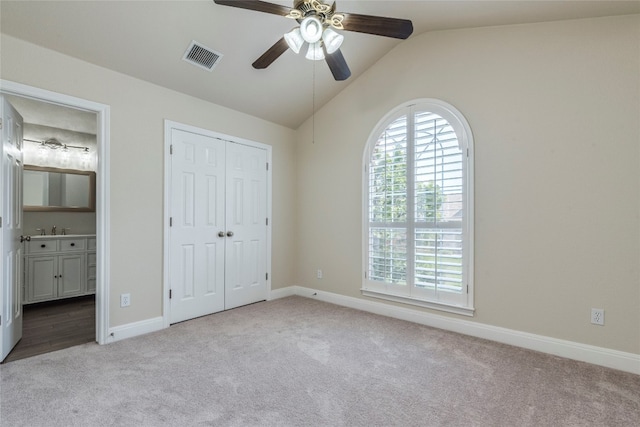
<box><xmin>29</xmin><ymin>234</ymin><xmax>96</xmax><ymax>240</ymax></box>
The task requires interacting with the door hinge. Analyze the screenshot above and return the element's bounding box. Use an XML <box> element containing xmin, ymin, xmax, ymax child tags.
<box><xmin>466</xmin><ymin>148</ymin><xmax>469</xmax><ymax>157</ymax></box>
<box><xmin>265</xmin><ymin>273</ymin><xmax>269</xmax><ymax>281</ymax></box>
<box><xmin>0</xmin><ymin>315</ymin><xmax>2</xmax><ymax>326</ymax></box>
<box><xmin>169</xmin><ymin>217</ymin><xmax>173</xmax><ymax>227</ymax></box>
<box><xmin>364</xmin><ymin>271</ymin><xmax>367</xmax><ymax>279</ymax></box>
<box><xmin>467</xmin><ymin>285</ymin><xmax>469</xmax><ymax>293</ymax></box>
<box><xmin>170</xmin><ymin>144</ymin><xmax>173</xmax><ymax>155</ymax></box>
<box><xmin>169</xmin><ymin>289</ymin><xmax>172</xmax><ymax>299</ymax></box>
<box><xmin>0</xmin><ymin>118</ymin><xmax>3</xmax><ymax>129</ymax></box>
<box><xmin>266</xmin><ymin>218</ymin><xmax>269</xmax><ymax>226</ymax></box>
<box><xmin>266</xmin><ymin>162</ymin><xmax>269</xmax><ymax>171</ymax></box>
<box><xmin>0</xmin><ymin>216</ymin><xmax>2</xmax><ymax>228</ymax></box>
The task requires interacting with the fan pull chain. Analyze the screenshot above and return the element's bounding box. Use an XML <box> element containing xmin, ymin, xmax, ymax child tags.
<box><xmin>312</xmin><ymin>58</ymin><xmax>316</xmax><ymax>144</ymax></box>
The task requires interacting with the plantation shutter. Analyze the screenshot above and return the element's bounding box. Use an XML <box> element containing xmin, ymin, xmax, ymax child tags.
<box><xmin>413</xmin><ymin>112</ymin><xmax>464</xmax><ymax>296</ymax></box>
<box><xmin>368</xmin><ymin>115</ymin><xmax>408</xmax><ymax>285</ymax></box>
<box><xmin>367</xmin><ymin>106</ymin><xmax>466</xmax><ymax>305</ymax></box>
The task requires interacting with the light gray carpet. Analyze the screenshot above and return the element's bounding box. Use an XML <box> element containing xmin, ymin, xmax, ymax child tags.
<box><xmin>1</xmin><ymin>296</ymin><xmax>639</xmax><ymax>426</ymax></box>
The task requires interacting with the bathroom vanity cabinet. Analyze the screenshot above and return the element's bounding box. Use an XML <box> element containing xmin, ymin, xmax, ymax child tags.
<box><xmin>23</xmin><ymin>235</ymin><xmax>96</xmax><ymax>304</ymax></box>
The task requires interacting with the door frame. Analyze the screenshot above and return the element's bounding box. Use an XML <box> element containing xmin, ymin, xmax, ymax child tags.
<box><xmin>0</xmin><ymin>80</ymin><xmax>111</xmax><ymax>345</ymax></box>
<box><xmin>163</xmin><ymin>120</ymin><xmax>272</xmax><ymax>328</ymax></box>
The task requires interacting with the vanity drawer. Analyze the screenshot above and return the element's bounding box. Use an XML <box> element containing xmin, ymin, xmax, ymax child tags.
<box><xmin>60</xmin><ymin>239</ymin><xmax>86</xmax><ymax>252</ymax></box>
<box><xmin>28</xmin><ymin>240</ymin><xmax>58</xmax><ymax>254</ymax></box>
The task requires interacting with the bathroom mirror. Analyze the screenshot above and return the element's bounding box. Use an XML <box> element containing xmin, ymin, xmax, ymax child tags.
<box><xmin>23</xmin><ymin>165</ymin><xmax>96</xmax><ymax>212</ymax></box>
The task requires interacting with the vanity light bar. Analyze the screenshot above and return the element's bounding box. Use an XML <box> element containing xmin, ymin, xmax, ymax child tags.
<box><xmin>24</xmin><ymin>138</ymin><xmax>90</xmax><ymax>153</ymax></box>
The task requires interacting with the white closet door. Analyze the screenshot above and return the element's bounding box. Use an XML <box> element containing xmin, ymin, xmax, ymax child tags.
<box><xmin>224</xmin><ymin>142</ymin><xmax>268</xmax><ymax>310</ymax></box>
<box><xmin>170</xmin><ymin>129</ymin><xmax>225</xmax><ymax>324</ymax></box>
<box><xmin>225</xmin><ymin>143</ymin><xmax>267</xmax><ymax>309</ymax></box>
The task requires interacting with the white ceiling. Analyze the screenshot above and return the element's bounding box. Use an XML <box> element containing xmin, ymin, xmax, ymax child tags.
<box><xmin>1</xmin><ymin>0</ymin><xmax>638</xmax><ymax>129</ymax></box>
<box><xmin>4</xmin><ymin>95</ymin><xmax>97</xmax><ymax>135</ymax></box>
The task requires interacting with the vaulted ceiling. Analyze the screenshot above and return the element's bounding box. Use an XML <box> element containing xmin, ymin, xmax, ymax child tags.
<box><xmin>2</xmin><ymin>0</ymin><xmax>638</xmax><ymax>129</ymax></box>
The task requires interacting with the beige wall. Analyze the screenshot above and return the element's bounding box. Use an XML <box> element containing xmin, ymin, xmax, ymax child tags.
<box><xmin>2</xmin><ymin>14</ymin><xmax>639</xmax><ymax>356</ymax></box>
<box><xmin>294</xmin><ymin>15</ymin><xmax>640</xmax><ymax>354</ymax></box>
<box><xmin>1</xmin><ymin>35</ymin><xmax>297</xmax><ymax>327</ymax></box>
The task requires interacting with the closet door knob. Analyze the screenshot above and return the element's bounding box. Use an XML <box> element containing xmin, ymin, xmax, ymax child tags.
<box><xmin>218</xmin><ymin>231</ymin><xmax>225</xmax><ymax>238</ymax></box>
<box><xmin>226</xmin><ymin>231</ymin><xmax>234</xmax><ymax>237</ymax></box>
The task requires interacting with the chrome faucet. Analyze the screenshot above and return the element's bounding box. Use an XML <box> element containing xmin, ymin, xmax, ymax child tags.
<box><xmin>51</xmin><ymin>225</ymin><xmax>57</xmax><ymax>235</ymax></box>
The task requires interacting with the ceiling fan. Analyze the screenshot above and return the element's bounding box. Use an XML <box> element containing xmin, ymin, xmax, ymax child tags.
<box><xmin>213</xmin><ymin>0</ymin><xmax>413</xmax><ymax>81</ymax></box>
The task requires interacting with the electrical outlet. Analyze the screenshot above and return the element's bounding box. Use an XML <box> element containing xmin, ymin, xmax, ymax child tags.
<box><xmin>317</xmin><ymin>269</ymin><xmax>323</xmax><ymax>279</ymax></box>
<box><xmin>591</xmin><ymin>308</ymin><xmax>604</xmax><ymax>325</ymax></box>
<box><xmin>120</xmin><ymin>293</ymin><xmax>131</xmax><ymax>308</ymax></box>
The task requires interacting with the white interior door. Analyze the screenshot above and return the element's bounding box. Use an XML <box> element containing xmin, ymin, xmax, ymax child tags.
<box><xmin>169</xmin><ymin>129</ymin><xmax>226</xmax><ymax>324</ymax></box>
<box><xmin>224</xmin><ymin>142</ymin><xmax>268</xmax><ymax>310</ymax></box>
<box><xmin>1</xmin><ymin>96</ymin><xmax>24</xmax><ymax>361</ymax></box>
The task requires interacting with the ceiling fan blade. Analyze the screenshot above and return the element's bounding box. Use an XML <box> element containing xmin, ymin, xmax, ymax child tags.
<box><xmin>213</xmin><ymin>0</ymin><xmax>291</xmax><ymax>16</ymax></box>
<box><xmin>340</xmin><ymin>13</ymin><xmax>413</xmax><ymax>39</ymax></box>
<box><xmin>252</xmin><ymin>37</ymin><xmax>289</xmax><ymax>69</ymax></box>
<box><xmin>324</xmin><ymin>48</ymin><xmax>351</xmax><ymax>81</ymax></box>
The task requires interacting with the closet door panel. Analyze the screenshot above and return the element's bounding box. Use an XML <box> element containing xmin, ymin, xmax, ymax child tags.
<box><xmin>224</xmin><ymin>142</ymin><xmax>268</xmax><ymax>310</ymax></box>
<box><xmin>169</xmin><ymin>130</ymin><xmax>225</xmax><ymax>324</ymax></box>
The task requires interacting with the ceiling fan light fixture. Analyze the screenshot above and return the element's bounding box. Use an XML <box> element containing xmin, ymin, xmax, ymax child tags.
<box><xmin>322</xmin><ymin>27</ymin><xmax>344</xmax><ymax>54</ymax></box>
<box><xmin>299</xmin><ymin>16</ymin><xmax>323</xmax><ymax>43</ymax></box>
<box><xmin>284</xmin><ymin>28</ymin><xmax>304</xmax><ymax>54</ymax></box>
<box><xmin>305</xmin><ymin>42</ymin><xmax>325</xmax><ymax>61</ymax></box>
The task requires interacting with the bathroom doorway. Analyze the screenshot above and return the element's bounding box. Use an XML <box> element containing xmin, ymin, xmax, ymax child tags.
<box><xmin>4</xmin><ymin>95</ymin><xmax>96</xmax><ymax>362</ymax></box>
<box><xmin>0</xmin><ymin>82</ymin><xmax>109</xmax><ymax>362</ymax></box>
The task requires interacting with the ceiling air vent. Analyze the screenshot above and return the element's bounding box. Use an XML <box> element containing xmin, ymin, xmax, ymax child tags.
<box><xmin>182</xmin><ymin>40</ymin><xmax>223</xmax><ymax>71</ymax></box>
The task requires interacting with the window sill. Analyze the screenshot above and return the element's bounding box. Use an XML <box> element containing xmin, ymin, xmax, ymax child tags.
<box><xmin>361</xmin><ymin>288</ymin><xmax>475</xmax><ymax>317</ymax></box>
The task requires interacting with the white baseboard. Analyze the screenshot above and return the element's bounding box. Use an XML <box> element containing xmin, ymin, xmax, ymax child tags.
<box><xmin>268</xmin><ymin>286</ymin><xmax>297</xmax><ymax>300</ymax></box>
<box><xmin>271</xmin><ymin>286</ymin><xmax>640</xmax><ymax>375</ymax></box>
<box><xmin>106</xmin><ymin>316</ymin><xmax>164</xmax><ymax>344</ymax></box>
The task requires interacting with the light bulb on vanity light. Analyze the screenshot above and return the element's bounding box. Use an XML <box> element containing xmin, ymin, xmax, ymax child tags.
<box><xmin>59</xmin><ymin>146</ymin><xmax>71</xmax><ymax>167</ymax></box>
<box><xmin>81</xmin><ymin>147</ymin><xmax>93</xmax><ymax>170</ymax></box>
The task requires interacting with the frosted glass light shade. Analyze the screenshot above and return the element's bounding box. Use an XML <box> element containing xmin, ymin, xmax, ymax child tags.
<box><xmin>284</xmin><ymin>28</ymin><xmax>304</xmax><ymax>54</ymax></box>
<box><xmin>322</xmin><ymin>28</ymin><xmax>344</xmax><ymax>54</ymax></box>
<box><xmin>305</xmin><ymin>42</ymin><xmax>325</xmax><ymax>61</ymax></box>
<box><xmin>300</xmin><ymin>16</ymin><xmax>323</xmax><ymax>43</ymax></box>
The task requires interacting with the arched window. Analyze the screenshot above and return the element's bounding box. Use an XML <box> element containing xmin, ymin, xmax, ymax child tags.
<box><xmin>363</xmin><ymin>99</ymin><xmax>474</xmax><ymax>315</ymax></box>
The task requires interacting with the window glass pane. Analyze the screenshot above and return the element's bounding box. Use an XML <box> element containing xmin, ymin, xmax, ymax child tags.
<box><xmin>414</xmin><ymin>112</ymin><xmax>463</xmax><ymax>224</ymax></box>
<box><xmin>369</xmin><ymin>116</ymin><xmax>408</xmax><ymax>223</ymax></box>
<box><xmin>368</xmin><ymin>227</ymin><xmax>407</xmax><ymax>285</ymax></box>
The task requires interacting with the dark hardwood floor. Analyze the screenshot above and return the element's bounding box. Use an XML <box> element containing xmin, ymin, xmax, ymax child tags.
<box><xmin>2</xmin><ymin>295</ymin><xmax>95</xmax><ymax>364</ymax></box>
